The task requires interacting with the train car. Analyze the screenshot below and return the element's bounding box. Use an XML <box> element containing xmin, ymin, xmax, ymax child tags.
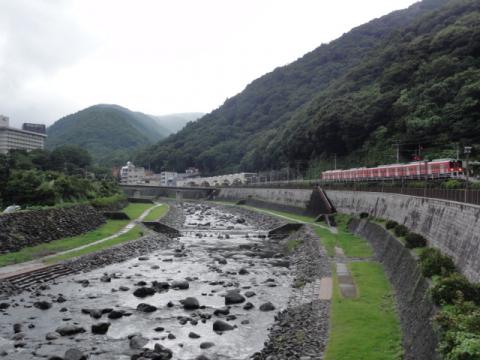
<box><xmin>321</xmin><ymin>159</ymin><xmax>463</xmax><ymax>181</ymax></box>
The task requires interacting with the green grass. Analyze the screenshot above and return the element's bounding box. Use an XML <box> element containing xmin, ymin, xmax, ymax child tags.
<box><xmin>123</xmin><ymin>203</ymin><xmax>154</xmax><ymax>219</ymax></box>
<box><xmin>45</xmin><ymin>226</ymin><xmax>144</xmax><ymax>264</ymax></box>
<box><xmin>325</xmin><ymin>262</ymin><xmax>403</xmax><ymax>360</ymax></box>
<box><xmin>143</xmin><ymin>204</ymin><xmax>169</xmax><ymax>222</ymax></box>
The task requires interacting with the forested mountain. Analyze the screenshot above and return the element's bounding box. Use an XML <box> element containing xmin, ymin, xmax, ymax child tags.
<box><xmin>137</xmin><ymin>0</ymin><xmax>480</xmax><ymax>176</ymax></box>
<box><xmin>153</xmin><ymin>113</ymin><xmax>205</xmax><ymax>133</ymax></box>
<box><xmin>47</xmin><ymin>105</ymin><xmax>201</xmax><ymax>166</ymax></box>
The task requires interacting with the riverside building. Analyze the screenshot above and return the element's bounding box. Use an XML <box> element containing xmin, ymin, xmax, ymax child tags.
<box><xmin>0</xmin><ymin>115</ymin><xmax>47</xmax><ymax>154</ymax></box>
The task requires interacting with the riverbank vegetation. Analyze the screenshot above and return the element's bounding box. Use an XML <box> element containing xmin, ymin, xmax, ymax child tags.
<box><xmin>0</xmin><ymin>147</ymin><xmax>120</xmax><ymax>209</ymax></box>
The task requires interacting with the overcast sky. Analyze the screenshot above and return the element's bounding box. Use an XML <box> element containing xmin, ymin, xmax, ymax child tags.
<box><xmin>0</xmin><ymin>0</ymin><xmax>419</xmax><ymax>127</ymax></box>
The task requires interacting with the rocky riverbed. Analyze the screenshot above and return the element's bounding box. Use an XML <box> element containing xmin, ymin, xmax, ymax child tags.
<box><xmin>0</xmin><ymin>202</ymin><xmax>325</xmax><ymax>360</ymax></box>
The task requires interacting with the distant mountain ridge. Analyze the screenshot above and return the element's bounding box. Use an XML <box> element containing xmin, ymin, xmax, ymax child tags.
<box><xmin>46</xmin><ymin>104</ymin><xmax>203</xmax><ymax>166</ymax></box>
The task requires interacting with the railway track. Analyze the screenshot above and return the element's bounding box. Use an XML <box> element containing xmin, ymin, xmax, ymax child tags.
<box><xmin>0</xmin><ymin>264</ymin><xmax>78</xmax><ymax>292</ymax></box>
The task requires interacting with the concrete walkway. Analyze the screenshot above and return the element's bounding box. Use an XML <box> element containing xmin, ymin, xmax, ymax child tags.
<box><xmin>0</xmin><ymin>203</ymin><xmax>163</xmax><ymax>279</ymax></box>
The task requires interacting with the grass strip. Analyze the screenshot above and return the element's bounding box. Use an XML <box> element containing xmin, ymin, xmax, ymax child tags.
<box><xmin>143</xmin><ymin>204</ymin><xmax>169</xmax><ymax>221</ymax></box>
<box><xmin>325</xmin><ymin>262</ymin><xmax>402</xmax><ymax>360</ymax></box>
<box><xmin>45</xmin><ymin>226</ymin><xmax>145</xmax><ymax>264</ymax></box>
<box><xmin>122</xmin><ymin>203</ymin><xmax>155</xmax><ymax>219</ymax></box>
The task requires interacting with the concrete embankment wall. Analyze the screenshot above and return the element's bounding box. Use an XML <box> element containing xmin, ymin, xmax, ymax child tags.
<box><xmin>327</xmin><ymin>190</ymin><xmax>480</xmax><ymax>282</ymax></box>
<box><xmin>0</xmin><ymin>205</ymin><xmax>105</xmax><ymax>254</ymax></box>
<box><xmin>348</xmin><ymin>219</ymin><xmax>439</xmax><ymax>360</ymax></box>
<box><xmin>217</xmin><ymin>187</ymin><xmax>313</xmax><ymax>214</ymax></box>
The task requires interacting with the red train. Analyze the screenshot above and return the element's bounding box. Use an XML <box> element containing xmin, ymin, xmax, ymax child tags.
<box><xmin>321</xmin><ymin>159</ymin><xmax>463</xmax><ymax>181</ymax></box>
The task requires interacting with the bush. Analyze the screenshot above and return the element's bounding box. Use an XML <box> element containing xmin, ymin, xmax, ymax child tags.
<box><xmin>386</xmin><ymin>220</ymin><xmax>399</xmax><ymax>229</ymax></box>
<box><xmin>405</xmin><ymin>232</ymin><xmax>427</xmax><ymax>249</ymax></box>
<box><xmin>394</xmin><ymin>224</ymin><xmax>409</xmax><ymax>237</ymax></box>
<box><xmin>435</xmin><ymin>300</ymin><xmax>480</xmax><ymax>360</ymax></box>
<box><xmin>431</xmin><ymin>273</ymin><xmax>480</xmax><ymax>306</ymax></box>
<box><xmin>90</xmin><ymin>193</ymin><xmax>127</xmax><ymax>209</ymax></box>
<box><xmin>420</xmin><ymin>248</ymin><xmax>456</xmax><ymax>278</ymax></box>
<box><xmin>359</xmin><ymin>212</ymin><xmax>369</xmax><ymax>219</ymax></box>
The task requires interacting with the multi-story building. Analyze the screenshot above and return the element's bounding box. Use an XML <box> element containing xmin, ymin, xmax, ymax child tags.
<box><xmin>0</xmin><ymin>115</ymin><xmax>47</xmax><ymax>154</ymax></box>
<box><xmin>120</xmin><ymin>161</ymin><xmax>145</xmax><ymax>185</ymax></box>
<box><xmin>160</xmin><ymin>171</ymin><xmax>178</xmax><ymax>186</ymax></box>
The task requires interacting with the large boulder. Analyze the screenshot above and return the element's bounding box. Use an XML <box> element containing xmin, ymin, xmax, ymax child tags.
<box><xmin>182</xmin><ymin>297</ymin><xmax>200</xmax><ymax>310</ymax></box>
<box><xmin>56</xmin><ymin>325</ymin><xmax>86</xmax><ymax>336</ymax></box>
<box><xmin>137</xmin><ymin>303</ymin><xmax>157</xmax><ymax>313</ymax></box>
<box><xmin>133</xmin><ymin>287</ymin><xmax>156</xmax><ymax>298</ymax></box>
<box><xmin>225</xmin><ymin>290</ymin><xmax>245</xmax><ymax>305</ymax></box>
<box><xmin>213</xmin><ymin>320</ymin><xmax>234</xmax><ymax>332</ymax></box>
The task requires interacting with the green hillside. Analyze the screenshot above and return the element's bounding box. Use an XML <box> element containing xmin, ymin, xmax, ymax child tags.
<box><xmin>137</xmin><ymin>0</ymin><xmax>479</xmax><ymax>176</ymax></box>
<box><xmin>47</xmin><ymin>105</ymin><xmax>201</xmax><ymax>166</ymax></box>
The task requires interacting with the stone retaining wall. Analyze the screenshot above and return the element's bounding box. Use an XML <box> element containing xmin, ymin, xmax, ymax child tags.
<box><xmin>327</xmin><ymin>190</ymin><xmax>480</xmax><ymax>282</ymax></box>
<box><xmin>0</xmin><ymin>205</ymin><xmax>105</xmax><ymax>253</ymax></box>
<box><xmin>349</xmin><ymin>219</ymin><xmax>439</xmax><ymax>360</ymax></box>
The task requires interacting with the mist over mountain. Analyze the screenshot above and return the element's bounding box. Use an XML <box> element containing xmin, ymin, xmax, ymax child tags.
<box><xmin>46</xmin><ymin>104</ymin><xmax>202</xmax><ymax>167</ymax></box>
<box><xmin>137</xmin><ymin>0</ymin><xmax>479</xmax><ymax>176</ymax></box>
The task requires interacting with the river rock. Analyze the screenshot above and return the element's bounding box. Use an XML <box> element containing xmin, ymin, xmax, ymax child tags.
<box><xmin>108</xmin><ymin>310</ymin><xmax>124</xmax><ymax>319</ymax></box>
<box><xmin>33</xmin><ymin>301</ymin><xmax>52</xmax><ymax>310</ymax></box>
<box><xmin>133</xmin><ymin>287</ymin><xmax>156</xmax><ymax>298</ymax></box>
<box><xmin>213</xmin><ymin>320</ymin><xmax>234</xmax><ymax>332</ymax></box>
<box><xmin>171</xmin><ymin>280</ymin><xmax>189</xmax><ymax>290</ymax></box>
<box><xmin>243</xmin><ymin>302</ymin><xmax>254</xmax><ymax>310</ymax></box>
<box><xmin>244</xmin><ymin>291</ymin><xmax>256</xmax><ymax>298</ymax></box>
<box><xmin>56</xmin><ymin>325</ymin><xmax>86</xmax><ymax>336</ymax></box>
<box><xmin>137</xmin><ymin>303</ymin><xmax>157</xmax><ymax>313</ymax></box>
<box><xmin>259</xmin><ymin>302</ymin><xmax>276</xmax><ymax>311</ymax></box>
<box><xmin>152</xmin><ymin>281</ymin><xmax>170</xmax><ymax>291</ymax></box>
<box><xmin>91</xmin><ymin>322</ymin><xmax>110</xmax><ymax>335</ymax></box>
<box><xmin>225</xmin><ymin>290</ymin><xmax>245</xmax><ymax>305</ymax></box>
<box><xmin>64</xmin><ymin>348</ymin><xmax>87</xmax><ymax>360</ymax></box>
<box><xmin>182</xmin><ymin>297</ymin><xmax>200</xmax><ymax>310</ymax></box>
<box><xmin>200</xmin><ymin>342</ymin><xmax>215</xmax><ymax>349</ymax></box>
<box><xmin>130</xmin><ymin>334</ymin><xmax>148</xmax><ymax>349</ymax></box>
<box><xmin>46</xmin><ymin>332</ymin><xmax>59</xmax><ymax>340</ymax></box>
<box><xmin>189</xmin><ymin>331</ymin><xmax>201</xmax><ymax>339</ymax></box>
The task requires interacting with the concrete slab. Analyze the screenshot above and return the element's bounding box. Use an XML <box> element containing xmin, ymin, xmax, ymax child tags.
<box><xmin>318</xmin><ymin>277</ymin><xmax>333</xmax><ymax>300</ymax></box>
<box><xmin>336</xmin><ymin>262</ymin><xmax>357</xmax><ymax>298</ymax></box>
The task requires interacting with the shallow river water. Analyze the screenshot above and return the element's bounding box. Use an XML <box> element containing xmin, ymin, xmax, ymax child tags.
<box><xmin>0</xmin><ymin>204</ymin><xmax>293</xmax><ymax>359</ymax></box>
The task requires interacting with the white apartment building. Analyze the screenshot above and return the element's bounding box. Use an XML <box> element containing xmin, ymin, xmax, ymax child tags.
<box><xmin>120</xmin><ymin>161</ymin><xmax>146</xmax><ymax>185</ymax></box>
<box><xmin>160</xmin><ymin>171</ymin><xmax>178</xmax><ymax>186</ymax></box>
<box><xmin>0</xmin><ymin>115</ymin><xmax>47</xmax><ymax>154</ymax></box>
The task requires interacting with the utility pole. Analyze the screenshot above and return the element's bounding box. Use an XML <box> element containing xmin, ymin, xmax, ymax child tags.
<box><xmin>333</xmin><ymin>153</ymin><xmax>337</xmax><ymax>170</ymax></box>
<box><xmin>394</xmin><ymin>141</ymin><xmax>400</xmax><ymax>163</ymax></box>
<box><xmin>456</xmin><ymin>143</ymin><xmax>460</xmax><ymax>161</ymax></box>
<box><xmin>464</xmin><ymin>146</ymin><xmax>472</xmax><ymax>203</ymax></box>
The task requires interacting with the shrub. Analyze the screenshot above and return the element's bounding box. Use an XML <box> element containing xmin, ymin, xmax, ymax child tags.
<box><xmin>435</xmin><ymin>300</ymin><xmax>480</xmax><ymax>360</ymax></box>
<box><xmin>386</xmin><ymin>220</ymin><xmax>398</xmax><ymax>229</ymax></box>
<box><xmin>359</xmin><ymin>212</ymin><xmax>369</xmax><ymax>219</ymax></box>
<box><xmin>430</xmin><ymin>273</ymin><xmax>480</xmax><ymax>306</ymax></box>
<box><xmin>405</xmin><ymin>232</ymin><xmax>427</xmax><ymax>249</ymax></box>
<box><xmin>419</xmin><ymin>248</ymin><xmax>456</xmax><ymax>278</ymax></box>
<box><xmin>394</xmin><ymin>224</ymin><xmax>409</xmax><ymax>237</ymax></box>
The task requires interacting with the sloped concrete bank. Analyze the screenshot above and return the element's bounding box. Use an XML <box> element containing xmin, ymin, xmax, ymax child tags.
<box><xmin>0</xmin><ymin>205</ymin><xmax>105</xmax><ymax>254</ymax></box>
<box><xmin>327</xmin><ymin>190</ymin><xmax>480</xmax><ymax>282</ymax></box>
<box><xmin>348</xmin><ymin>218</ymin><xmax>439</xmax><ymax>360</ymax></box>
